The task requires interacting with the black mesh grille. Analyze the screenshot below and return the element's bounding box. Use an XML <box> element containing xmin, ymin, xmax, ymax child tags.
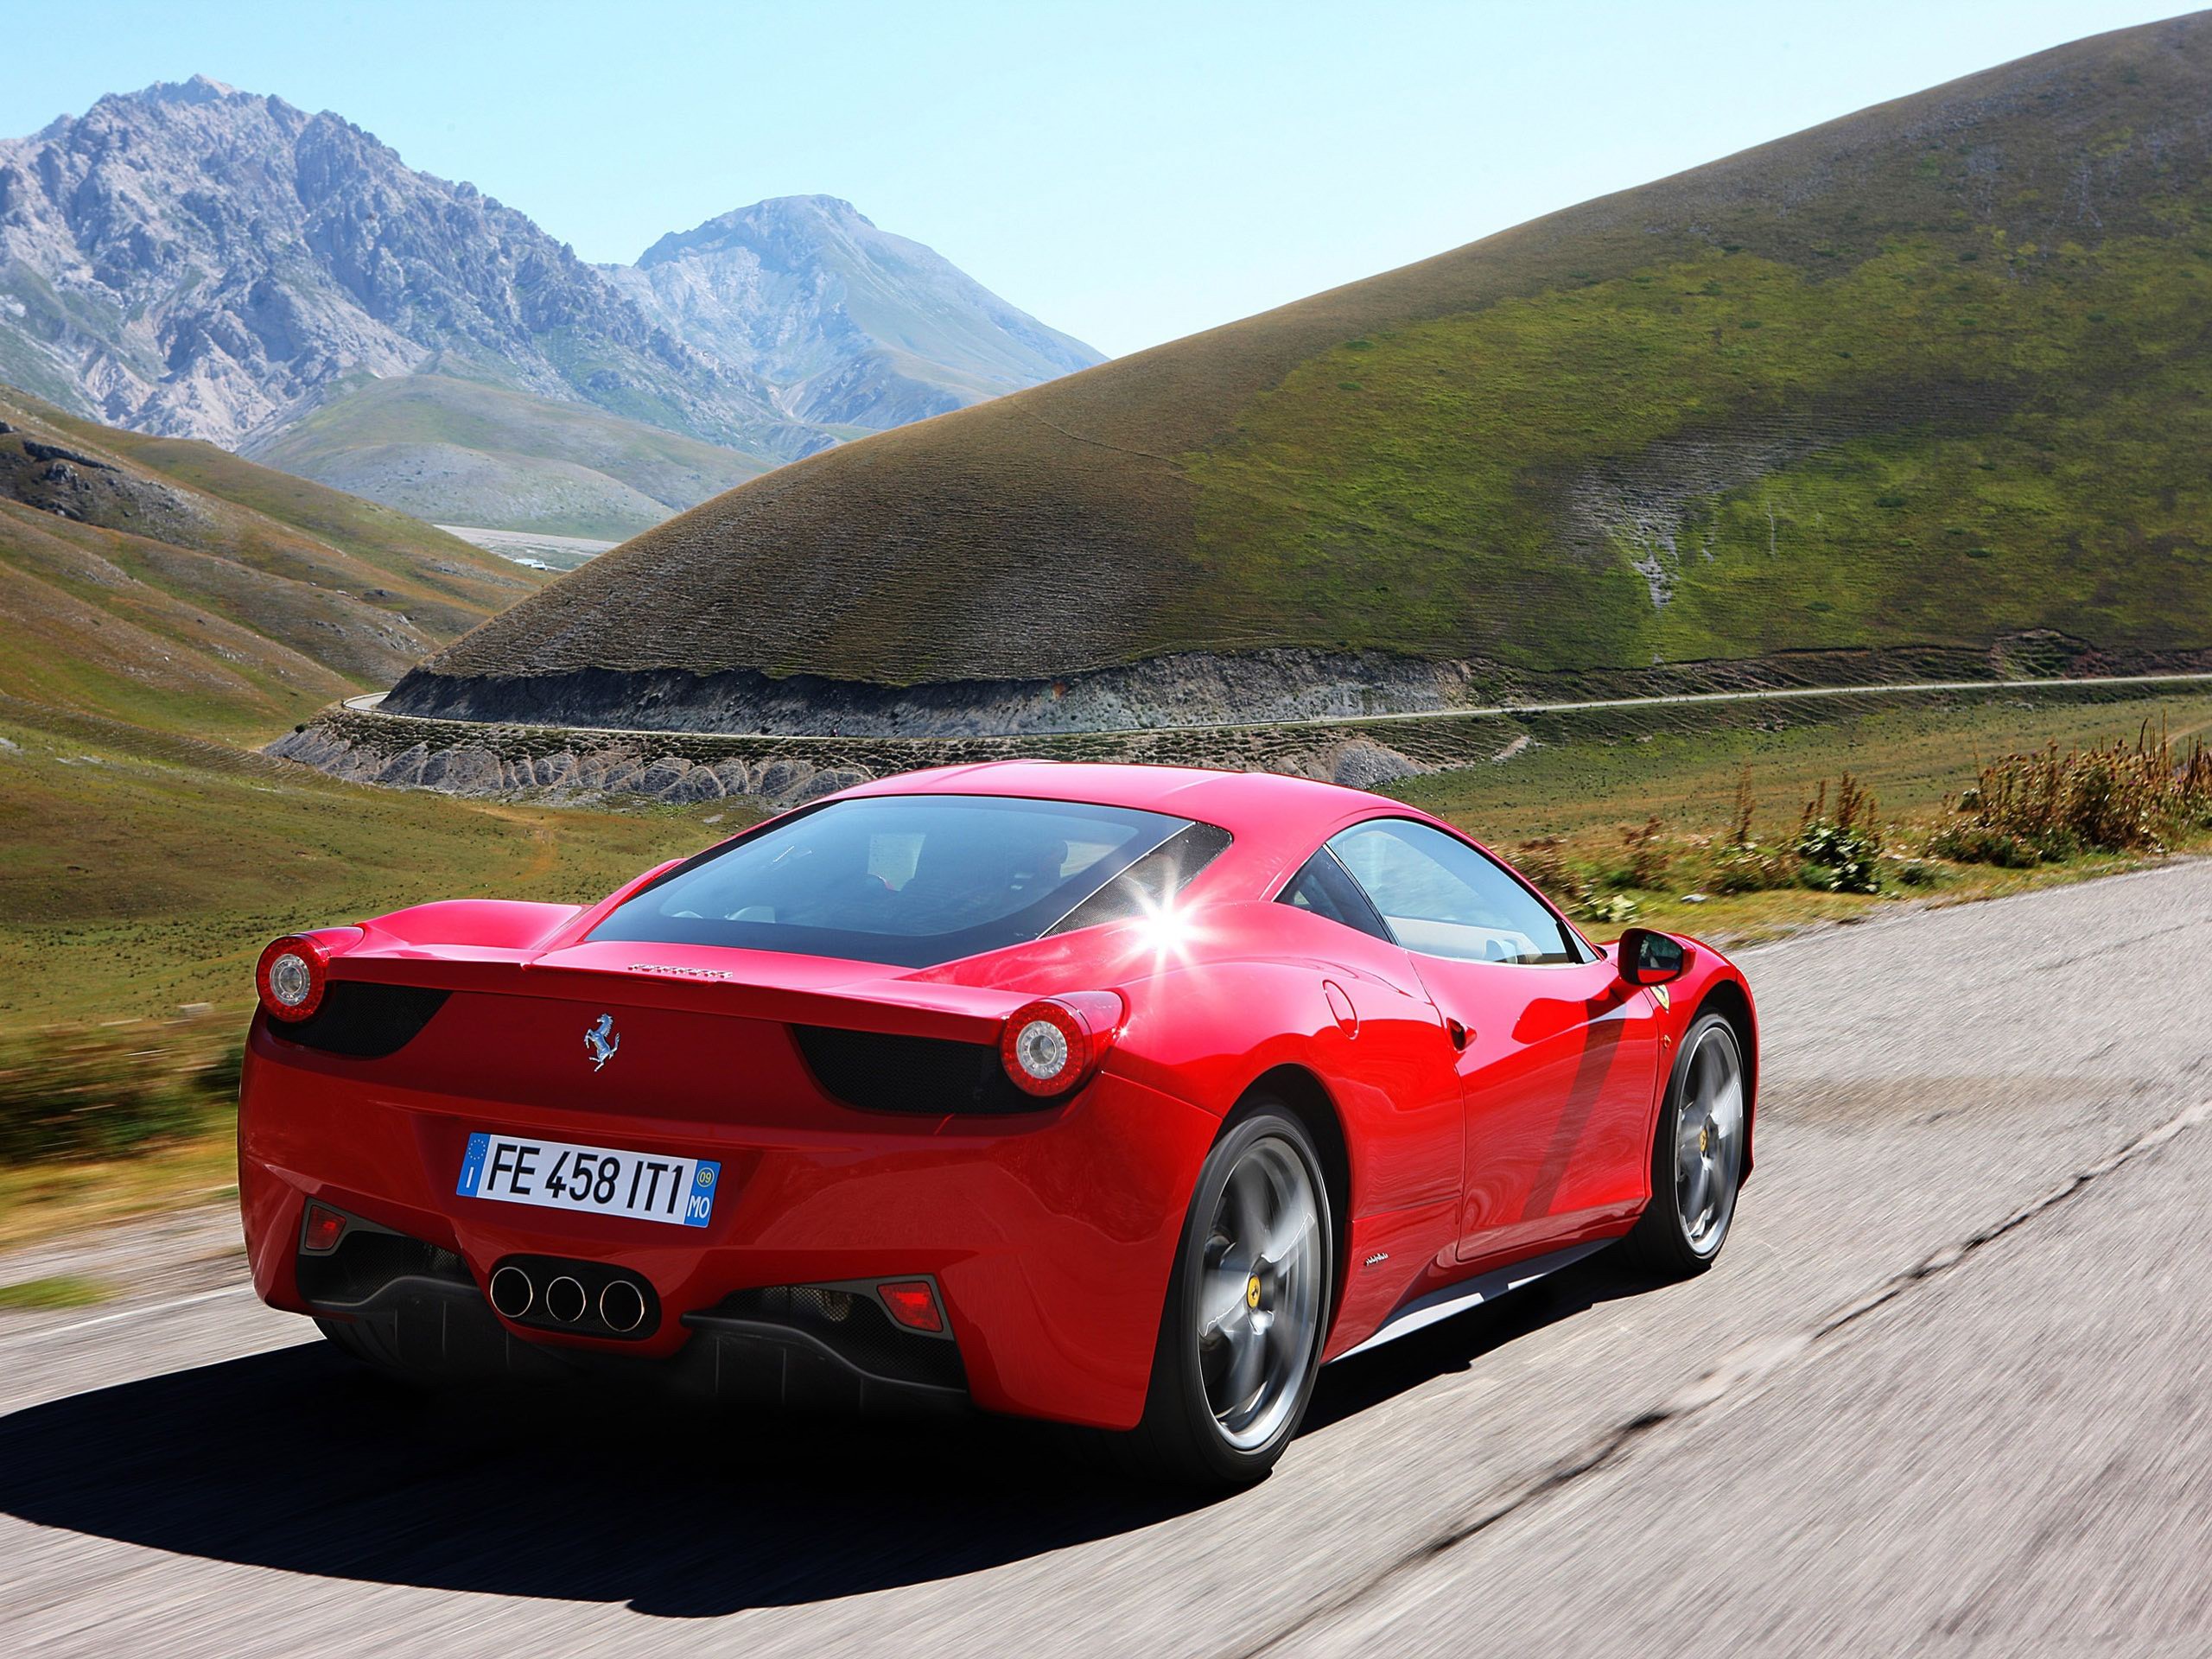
<box><xmin>715</xmin><ymin>1286</ymin><xmax>965</xmax><ymax>1389</ymax></box>
<box><xmin>298</xmin><ymin>1230</ymin><xmax>470</xmax><ymax>1307</ymax></box>
<box><xmin>792</xmin><ymin>1026</ymin><xmax>1032</xmax><ymax>1115</ymax></box>
<box><xmin>712</xmin><ymin>1282</ymin><xmax>964</xmax><ymax>1389</ymax></box>
<box><xmin>270</xmin><ymin>982</ymin><xmax>449</xmax><ymax>1058</ymax></box>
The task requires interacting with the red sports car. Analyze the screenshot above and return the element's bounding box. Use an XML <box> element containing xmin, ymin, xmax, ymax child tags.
<box><xmin>239</xmin><ymin>761</ymin><xmax>1757</xmax><ymax>1486</ymax></box>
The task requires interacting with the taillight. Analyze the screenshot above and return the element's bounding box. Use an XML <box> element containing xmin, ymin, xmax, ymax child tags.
<box><xmin>999</xmin><ymin>993</ymin><xmax>1125</xmax><ymax>1099</ymax></box>
<box><xmin>256</xmin><ymin>934</ymin><xmax>330</xmax><ymax>1021</ymax></box>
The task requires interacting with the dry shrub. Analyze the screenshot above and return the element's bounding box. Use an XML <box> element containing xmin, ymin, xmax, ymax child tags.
<box><xmin>1707</xmin><ymin>766</ymin><xmax>1800</xmax><ymax>893</ymax></box>
<box><xmin>1515</xmin><ymin>836</ymin><xmax>1591</xmax><ymax>906</ymax></box>
<box><xmin>1929</xmin><ymin>727</ymin><xmax>2212</xmax><ymax>865</ymax></box>
<box><xmin>1622</xmin><ymin>817</ymin><xmax>1671</xmax><ymax>888</ymax></box>
<box><xmin>0</xmin><ymin>1016</ymin><xmax>240</xmax><ymax>1163</ymax></box>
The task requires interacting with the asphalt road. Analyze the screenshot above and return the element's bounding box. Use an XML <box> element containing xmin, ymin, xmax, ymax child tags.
<box><xmin>4</xmin><ymin>861</ymin><xmax>2210</xmax><ymax>1656</ymax></box>
<box><xmin>339</xmin><ymin>668</ymin><xmax>2212</xmax><ymax>740</ymax></box>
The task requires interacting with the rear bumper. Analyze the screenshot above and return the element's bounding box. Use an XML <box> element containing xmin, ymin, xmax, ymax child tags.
<box><xmin>310</xmin><ymin>1256</ymin><xmax>971</xmax><ymax>1413</ymax></box>
<box><xmin>238</xmin><ymin>1020</ymin><xmax>1219</xmax><ymax>1429</ymax></box>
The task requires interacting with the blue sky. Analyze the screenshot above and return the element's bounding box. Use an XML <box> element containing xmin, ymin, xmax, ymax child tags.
<box><xmin>3</xmin><ymin>2</ymin><xmax>2183</xmax><ymax>356</ymax></box>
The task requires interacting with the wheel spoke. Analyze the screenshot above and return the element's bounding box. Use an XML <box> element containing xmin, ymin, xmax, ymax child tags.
<box><xmin>1681</xmin><ymin>1156</ymin><xmax>1712</xmax><ymax>1233</ymax></box>
<box><xmin>1260</xmin><ymin>1187</ymin><xmax>1317</xmax><ymax>1267</ymax></box>
<box><xmin>1201</xmin><ymin>1267</ymin><xmax>1249</xmax><ymax>1338</ymax></box>
<box><xmin>1692</xmin><ymin>1039</ymin><xmax>1720</xmax><ymax>1109</ymax></box>
<box><xmin>1224</xmin><ymin>1323</ymin><xmax>1267</xmax><ymax>1411</ymax></box>
<box><xmin>1711</xmin><ymin>1076</ymin><xmax>1745</xmax><ymax>1138</ymax></box>
<box><xmin>1676</xmin><ymin>1113</ymin><xmax>1705</xmax><ymax>1181</ymax></box>
<box><xmin>1227</xmin><ymin>1160</ymin><xmax>1268</xmax><ymax>1255</ymax></box>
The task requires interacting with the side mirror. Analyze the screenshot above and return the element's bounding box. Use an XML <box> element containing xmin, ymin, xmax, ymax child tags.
<box><xmin>1618</xmin><ymin>926</ymin><xmax>1690</xmax><ymax>986</ymax></box>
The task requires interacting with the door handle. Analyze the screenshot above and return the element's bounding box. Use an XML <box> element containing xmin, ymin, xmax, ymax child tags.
<box><xmin>1446</xmin><ymin>1017</ymin><xmax>1472</xmax><ymax>1050</ymax></box>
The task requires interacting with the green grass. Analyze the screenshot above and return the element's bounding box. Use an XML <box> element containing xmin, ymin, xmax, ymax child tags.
<box><xmin>1</xmin><ymin>385</ymin><xmax>544</xmax><ymax>741</ymax></box>
<box><xmin>0</xmin><ymin>695</ymin><xmax>735</xmax><ymax>1025</ymax></box>
<box><xmin>1188</xmin><ymin>236</ymin><xmax>2212</xmax><ymax>671</ymax></box>
<box><xmin>0</xmin><ymin>1274</ymin><xmax>113</xmax><ymax>1310</ymax></box>
<box><xmin>249</xmin><ymin>374</ymin><xmax>769</xmax><ymax>540</ymax></box>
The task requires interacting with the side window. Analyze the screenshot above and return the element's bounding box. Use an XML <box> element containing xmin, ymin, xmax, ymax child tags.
<box><xmin>1327</xmin><ymin>819</ymin><xmax>1583</xmax><ymax>966</ymax></box>
<box><xmin>1277</xmin><ymin>848</ymin><xmax>1394</xmax><ymax>944</ymax></box>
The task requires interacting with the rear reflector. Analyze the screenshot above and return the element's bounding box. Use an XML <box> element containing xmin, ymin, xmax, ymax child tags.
<box><xmin>302</xmin><ymin>1202</ymin><xmax>346</xmax><ymax>1254</ymax></box>
<box><xmin>878</xmin><ymin>1280</ymin><xmax>944</xmax><ymax>1333</ymax></box>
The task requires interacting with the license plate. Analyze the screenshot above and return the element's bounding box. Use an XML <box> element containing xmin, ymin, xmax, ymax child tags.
<box><xmin>456</xmin><ymin>1132</ymin><xmax>721</xmax><ymax>1229</ymax></box>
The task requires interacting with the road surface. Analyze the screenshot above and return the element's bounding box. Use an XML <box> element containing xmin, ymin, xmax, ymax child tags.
<box><xmin>3</xmin><ymin>861</ymin><xmax>2210</xmax><ymax>1656</ymax></box>
<box><xmin>337</xmin><ymin>668</ymin><xmax>2212</xmax><ymax>740</ymax></box>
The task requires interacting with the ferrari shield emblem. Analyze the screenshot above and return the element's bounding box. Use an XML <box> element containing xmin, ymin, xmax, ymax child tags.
<box><xmin>1649</xmin><ymin>984</ymin><xmax>1671</xmax><ymax>1012</ymax></box>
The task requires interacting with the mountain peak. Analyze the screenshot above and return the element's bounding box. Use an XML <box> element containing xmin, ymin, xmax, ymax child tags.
<box><xmin>614</xmin><ymin>194</ymin><xmax>1103</xmax><ymax>425</ymax></box>
<box><xmin>146</xmin><ymin>73</ymin><xmax>240</xmax><ymax>103</ymax></box>
<box><xmin>636</xmin><ymin>194</ymin><xmax>876</xmax><ymax>267</ymax></box>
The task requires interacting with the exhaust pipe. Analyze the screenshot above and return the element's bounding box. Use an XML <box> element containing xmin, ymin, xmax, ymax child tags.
<box><xmin>599</xmin><ymin>1280</ymin><xmax>648</xmax><ymax>1334</ymax></box>
<box><xmin>543</xmin><ymin>1274</ymin><xmax>588</xmax><ymax>1325</ymax></box>
<box><xmin>488</xmin><ymin>1264</ymin><xmax>534</xmax><ymax>1319</ymax></box>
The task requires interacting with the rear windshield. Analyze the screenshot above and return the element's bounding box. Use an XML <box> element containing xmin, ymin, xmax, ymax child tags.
<box><xmin>588</xmin><ymin>794</ymin><xmax>1225</xmax><ymax>968</ymax></box>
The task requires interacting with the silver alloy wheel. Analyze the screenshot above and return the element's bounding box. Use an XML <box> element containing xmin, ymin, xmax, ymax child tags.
<box><xmin>1197</xmin><ymin>1137</ymin><xmax>1325</xmax><ymax>1451</ymax></box>
<box><xmin>1675</xmin><ymin>1023</ymin><xmax>1745</xmax><ymax>1255</ymax></box>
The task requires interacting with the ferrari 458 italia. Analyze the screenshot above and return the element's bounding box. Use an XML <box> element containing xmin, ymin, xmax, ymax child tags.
<box><xmin>239</xmin><ymin>761</ymin><xmax>1757</xmax><ymax>1485</ymax></box>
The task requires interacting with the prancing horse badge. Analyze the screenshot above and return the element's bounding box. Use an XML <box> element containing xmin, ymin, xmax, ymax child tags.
<box><xmin>584</xmin><ymin>1014</ymin><xmax>620</xmax><ymax>1071</ymax></box>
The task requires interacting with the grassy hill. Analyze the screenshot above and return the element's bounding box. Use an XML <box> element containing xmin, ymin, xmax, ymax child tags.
<box><xmin>0</xmin><ymin>385</ymin><xmax>543</xmax><ymax>740</ymax></box>
<box><xmin>397</xmin><ymin>13</ymin><xmax>2212</xmax><ymax>721</ymax></box>
<box><xmin>0</xmin><ymin>385</ymin><xmax>722</xmax><ymax>1039</ymax></box>
<box><xmin>0</xmin><ymin>694</ymin><xmax>711</xmax><ymax>1024</ymax></box>
<box><xmin>246</xmin><ymin>373</ymin><xmax>772</xmax><ymax>542</ymax></box>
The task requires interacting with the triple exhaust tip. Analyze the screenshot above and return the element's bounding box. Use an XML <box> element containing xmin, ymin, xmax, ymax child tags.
<box><xmin>598</xmin><ymin>1279</ymin><xmax>647</xmax><ymax>1332</ymax></box>
<box><xmin>488</xmin><ymin>1263</ymin><xmax>533</xmax><ymax>1319</ymax></box>
<box><xmin>486</xmin><ymin>1263</ymin><xmax>647</xmax><ymax>1332</ymax></box>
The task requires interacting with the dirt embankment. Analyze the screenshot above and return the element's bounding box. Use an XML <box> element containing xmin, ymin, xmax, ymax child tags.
<box><xmin>373</xmin><ymin>637</ymin><xmax>2194</xmax><ymax>740</ymax></box>
<box><xmin>271</xmin><ymin>672</ymin><xmax>2192</xmax><ymax>812</ymax></box>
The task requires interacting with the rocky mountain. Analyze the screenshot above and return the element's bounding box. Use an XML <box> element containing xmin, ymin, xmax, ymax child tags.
<box><xmin>381</xmin><ymin>13</ymin><xmax>2212</xmax><ymax>737</ymax></box>
<box><xmin>0</xmin><ymin>79</ymin><xmax>795</xmax><ymax>455</ymax></box>
<box><xmin>601</xmin><ymin>195</ymin><xmax>1102</xmax><ymax>431</ymax></box>
<box><xmin>0</xmin><ymin>79</ymin><xmax>1100</xmax><ymax>537</ymax></box>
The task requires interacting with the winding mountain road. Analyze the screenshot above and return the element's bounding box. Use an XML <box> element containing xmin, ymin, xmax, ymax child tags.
<box><xmin>4</xmin><ymin>861</ymin><xmax>2210</xmax><ymax>1656</ymax></box>
<box><xmin>338</xmin><ymin>669</ymin><xmax>2212</xmax><ymax>742</ymax></box>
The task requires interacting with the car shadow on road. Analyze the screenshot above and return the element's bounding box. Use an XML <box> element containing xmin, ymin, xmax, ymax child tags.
<box><xmin>0</xmin><ymin>1255</ymin><xmax>1649</xmax><ymax>1618</ymax></box>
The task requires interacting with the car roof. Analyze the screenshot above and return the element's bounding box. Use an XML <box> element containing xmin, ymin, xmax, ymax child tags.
<box><xmin>842</xmin><ymin>760</ymin><xmax>1404</xmax><ymax>836</ymax></box>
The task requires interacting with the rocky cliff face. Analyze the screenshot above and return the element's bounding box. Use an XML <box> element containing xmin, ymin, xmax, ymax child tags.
<box><xmin>601</xmin><ymin>195</ymin><xmax>1103</xmax><ymax>430</ymax></box>
<box><xmin>0</xmin><ymin>82</ymin><xmax>1102</xmax><ymax>531</ymax></box>
<box><xmin>0</xmin><ymin>77</ymin><xmax>803</xmax><ymax>458</ymax></box>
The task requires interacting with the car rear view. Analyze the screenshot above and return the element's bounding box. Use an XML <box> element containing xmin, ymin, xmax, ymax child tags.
<box><xmin>238</xmin><ymin>785</ymin><xmax>1232</xmax><ymax>1428</ymax></box>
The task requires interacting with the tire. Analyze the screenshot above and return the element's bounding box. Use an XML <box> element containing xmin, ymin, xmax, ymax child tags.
<box><xmin>1121</xmin><ymin>1103</ymin><xmax>1335</xmax><ymax>1489</ymax></box>
<box><xmin>1622</xmin><ymin>1011</ymin><xmax>1747</xmax><ymax>1278</ymax></box>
